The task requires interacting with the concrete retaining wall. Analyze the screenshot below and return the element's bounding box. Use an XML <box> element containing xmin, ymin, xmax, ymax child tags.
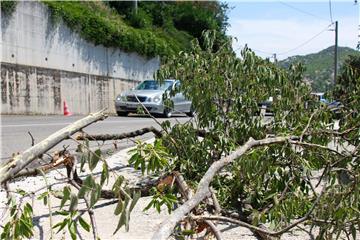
<box><xmin>1</xmin><ymin>1</ymin><xmax>159</xmax><ymax>115</ymax></box>
<box><xmin>1</xmin><ymin>62</ymin><xmax>139</xmax><ymax>114</ymax></box>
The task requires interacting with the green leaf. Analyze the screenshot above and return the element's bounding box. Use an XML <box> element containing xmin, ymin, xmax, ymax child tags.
<box><xmin>78</xmin><ymin>216</ymin><xmax>90</xmax><ymax>232</ymax></box>
<box><xmin>24</xmin><ymin>203</ymin><xmax>33</xmax><ymax>215</ymax></box>
<box><xmin>53</xmin><ymin>219</ymin><xmax>69</xmax><ymax>233</ymax></box>
<box><xmin>60</xmin><ymin>186</ymin><xmax>71</xmax><ymax>209</ymax></box>
<box><xmin>16</xmin><ymin>188</ymin><xmax>27</xmax><ymax>196</ymax></box>
<box><xmin>69</xmin><ymin>194</ymin><xmax>78</xmax><ymax>212</ymax></box>
<box><xmin>55</xmin><ymin>210</ymin><xmax>69</xmax><ymax>216</ymax></box>
<box><xmin>89</xmin><ymin>149</ymin><xmax>101</xmax><ymax>171</ymax></box>
<box><xmin>78</xmin><ymin>185</ymin><xmax>88</xmax><ymax>199</ymax></box>
<box><xmin>350</xmin><ymin>224</ymin><xmax>357</xmax><ymax>240</ymax></box>
<box><xmin>112</xmin><ymin>176</ymin><xmax>125</xmax><ymax>197</ymax></box>
<box><xmin>68</xmin><ymin>221</ymin><xmax>77</xmax><ymax>240</ymax></box>
<box><xmin>143</xmin><ymin>199</ymin><xmax>154</xmax><ymax>212</ymax></box>
<box><xmin>182</xmin><ymin>229</ymin><xmax>195</xmax><ymax>236</ymax></box>
<box><xmin>114</xmin><ymin>199</ymin><xmax>124</xmax><ymax>216</ymax></box>
<box><xmin>90</xmin><ymin>184</ymin><xmax>101</xmax><ymax>208</ymax></box>
<box><xmin>113</xmin><ymin>208</ymin><xmax>127</xmax><ymax>235</ymax></box>
<box><xmin>129</xmin><ymin>191</ymin><xmax>141</xmax><ymax>212</ymax></box>
<box><xmin>43</xmin><ymin>195</ymin><xmax>48</xmax><ymax>206</ymax></box>
<box><xmin>100</xmin><ymin>162</ymin><xmax>109</xmax><ymax>186</ymax></box>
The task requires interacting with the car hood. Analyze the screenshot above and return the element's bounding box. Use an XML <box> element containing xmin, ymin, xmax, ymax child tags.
<box><xmin>122</xmin><ymin>90</ymin><xmax>164</xmax><ymax>97</ymax></box>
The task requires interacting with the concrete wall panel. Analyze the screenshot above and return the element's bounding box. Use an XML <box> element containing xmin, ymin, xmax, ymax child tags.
<box><xmin>1</xmin><ymin>2</ymin><xmax>159</xmax><ymax>115</ymax></box>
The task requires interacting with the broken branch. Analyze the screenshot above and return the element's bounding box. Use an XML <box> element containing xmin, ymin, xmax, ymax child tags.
<box><xmin>75</xmin><ymin>126</ymin><xmax>163</xmax><ymax>141</ymax></box>
<box><xmin>0</xmin><ymin>110</ymin><xmax>108</xmax><ymax>184</ymax></box>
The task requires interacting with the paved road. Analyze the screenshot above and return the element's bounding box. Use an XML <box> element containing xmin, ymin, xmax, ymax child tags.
<box><xmin>0</xmin><ymin>114</ymin><xmax>190</xmax><ymax>160</ymax></box>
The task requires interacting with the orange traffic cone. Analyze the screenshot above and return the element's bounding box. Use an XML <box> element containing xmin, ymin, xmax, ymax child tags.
<box><xmin>63</xmin><ymin>101</ymin><xmax>72</xmax><ymax>116</ymax></box>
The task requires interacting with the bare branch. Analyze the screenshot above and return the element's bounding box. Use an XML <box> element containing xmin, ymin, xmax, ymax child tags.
<box><xmin>204</xmin><ymin>219</ymin><xmax>222</xmax><ymax>240</ymax></box>
<box><xmin>76</xmin><ymin>126</ymin><xmax>163</xmax><ymax>141</ymax></box>
<box><xmin>28</xmin><ymin>131</ymin><xmax>35</xmax><ymax>146</ymax></box>
<box><xmin>173</xmin><ymin>171</ymin><xmax>193</xmax><ymax>200</ymax></box>
<box><xmin>210</xmin><ymin>188</ymin><xmax>221</xmax><ymax>215</ymax></box>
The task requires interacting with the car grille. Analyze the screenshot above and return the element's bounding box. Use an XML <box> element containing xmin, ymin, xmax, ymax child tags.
<box><xmin>127</xmin><ymin>95</ymin><xmax>147</xmax><ymax>102</ymax></box>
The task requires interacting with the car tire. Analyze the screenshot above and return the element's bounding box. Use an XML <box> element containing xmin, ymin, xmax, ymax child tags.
<box><xmin>186</xmin><ymin>105</ymin><xmax>195</xmax><ymax>117</ymax></box>
<box><xmin>163</xmin><ymin>108</ymin><xmax>172</xmax><ymax>118</ymax></box>
<box><xmin>117</xmin><ymin>111</ymin><xmax>128</xmax><ymax>117</ymax></box>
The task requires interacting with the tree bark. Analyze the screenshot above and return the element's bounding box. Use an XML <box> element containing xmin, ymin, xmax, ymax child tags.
<box><xmin>0</xmin><ymin>110</ymin><xmax>107</xmax><ymax>184</ymax></box>
<box><xmin>75</xmin><ymin>126</ymin><xmax>163</xmax><ymax>141</ymax></box>
<box><xmin>152</xmin><ymin>136</ymin><xmax>292</xmax><ymax>240</ymax></box>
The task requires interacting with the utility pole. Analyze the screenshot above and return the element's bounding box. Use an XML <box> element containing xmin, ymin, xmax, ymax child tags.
<box><xmin>356</xmin><ymin>0</ymin><xmax>360</xmax><ymax>50</ymax></box>
<box><xmin>334</xmin><ymin>21</ymin><xmax>338</xmax><ymax>85</ymax></box>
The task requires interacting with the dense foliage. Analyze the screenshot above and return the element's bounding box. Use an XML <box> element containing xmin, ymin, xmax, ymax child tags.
<box><xmin>107</xmin><ymin>1</ymin><xmax>229</xmax><ymax>40</ymax></box>
<box><xmin>43</xmin><ymin>1</ymin><xmax>228</xmax><ymax>58</ymax></box>
<box><xmin>334</xmin><ymin>55</ymin><xmax>360</xmax><ymax>106</ymax></box>
<box><xmin>279</xmin><ymin>46</ymin><xmax>360</xmax><ymax>92</ymax></box>
<box><xmin>0</xmin><ymin>0</ymin><xmax>17</xmax><ymax>16</ymax></box>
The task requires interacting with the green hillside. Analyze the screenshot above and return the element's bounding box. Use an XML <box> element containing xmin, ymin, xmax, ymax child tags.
<box><xmin>279</xmin><ymin>46</ymin><xmax>360</xmax><ymax>91</ymax></box>
<box><xmin>42</xmin><ymin>1</ymin><xmax>228</xmax><ymax>59</ymax></box>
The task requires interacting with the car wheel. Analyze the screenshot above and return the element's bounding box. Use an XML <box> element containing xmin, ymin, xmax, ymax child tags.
<box><xmin>186</xmin><ymin>105</ymin><xmax>195</xmax><ymax>117</ymax></box>
<box><xmin>117</xmin><ymin>111</ymin><xmax>128</xmax><ymax>117</ymax></box>
<box><xmin>163</xmin><ymin>108</ymin><xmax>172</xmax><ymax>118</ymax></box>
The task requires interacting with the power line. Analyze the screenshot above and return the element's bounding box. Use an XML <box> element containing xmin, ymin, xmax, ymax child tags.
<box><xmin>233</xmin><ymin>44</ymin><xmax>273</xmax><ymax>56</ymax></box>
<box><xmin>328</xmin><ymin>0</ymin><xmax>334</xmax><ymax>23</ymax></box>
<box><xmin>356</xmin><ymin>0</ymin><xmax>360</xmax><ymax>50</ymax></box>
<box><xmin>277</xmin><ymin>23</ymin><xmax>333</xmax><ymax>56</ymax></box>
<box><xmin>279</xmin><ymin>1</ymin><xmax>329</xmax><ymax>22</ymax></box>
<box><xmin>233</xmin><ymin>24</ymin><xmax>333</xmax><ymax>58</ymax></box>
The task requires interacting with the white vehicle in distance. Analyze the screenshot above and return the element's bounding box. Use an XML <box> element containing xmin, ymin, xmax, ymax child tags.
<box><xmin>115</xmin><ymin>79</ymin><xmax>194</xmax><ymax>118</ymax></box>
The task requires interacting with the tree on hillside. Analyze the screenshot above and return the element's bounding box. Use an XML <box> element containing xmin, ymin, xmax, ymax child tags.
<box><xmin>107</xmin><ymin>1</ymin><xmax>229</xmax><ymax>38</ymax></box>
<box><xmin>1</xmin><ymin>31</ymin><xmax>359</xmax><ymax>240</ymax></box>
<box><xmin>334</xmin><ymin>55</ymin><xmax>360</xmax><ymax>107</ymax></box>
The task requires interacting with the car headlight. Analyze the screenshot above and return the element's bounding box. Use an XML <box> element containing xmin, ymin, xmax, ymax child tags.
<box><xmin>153</xmin><ymin>94</ymin><xmax>162</xmax><ymax>103</ymax></box>
<box><xmin>116</xmin><ymin>95</ymin><xmax>126</xmax><ymax>101</ymax></box>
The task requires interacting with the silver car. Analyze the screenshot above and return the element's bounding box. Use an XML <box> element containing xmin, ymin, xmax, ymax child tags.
<box><xmin>115</xmin><ymin>79</ymin><xmax>193</xmax><ymax>117</ymax></box>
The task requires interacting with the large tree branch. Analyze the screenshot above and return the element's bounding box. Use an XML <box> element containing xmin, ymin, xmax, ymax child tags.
<box><xmin>75</xmin><ymin>126</ymin><xmax>163</xmax><ymax>141</ymax></box>
<box><xmin>152</xmin><ymin>136</ymin><xmax>294</xmax><ymax>240</ymax></box>
<box><xmin>0</xmin><ymin>110</ymin><xmax>108</xmax><ymax>184</ymax></box>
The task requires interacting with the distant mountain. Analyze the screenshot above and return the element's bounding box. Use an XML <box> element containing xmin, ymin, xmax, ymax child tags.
<box><xmin>279</xmin><ymin>46</ymin><xmax>360</xmax><ymax>92</ymax></box>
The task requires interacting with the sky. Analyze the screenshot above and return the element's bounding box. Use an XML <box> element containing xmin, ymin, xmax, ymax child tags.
<box><xmin>226</xmin><ymin>1</ymin><xmax>359</xmax><ymax>60</ymax></box>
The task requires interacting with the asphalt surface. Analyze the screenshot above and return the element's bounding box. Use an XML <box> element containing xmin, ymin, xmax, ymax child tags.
<box><xmin>0</xmin><ymin>114</ymin><xmax>190</xmax><ymax>161</ymax></box>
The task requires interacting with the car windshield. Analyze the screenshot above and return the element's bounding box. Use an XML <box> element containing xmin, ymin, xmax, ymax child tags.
<box><xmin>135</xmin><ymin>80</ymin><xmax>173</xmax><ymax>91</ymax></box>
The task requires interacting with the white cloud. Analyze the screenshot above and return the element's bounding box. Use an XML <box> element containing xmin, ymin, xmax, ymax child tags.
<box><xmin>228</xmin><ymin>18</ymin><xmax>358</xmax><ymax>60</ymax></box>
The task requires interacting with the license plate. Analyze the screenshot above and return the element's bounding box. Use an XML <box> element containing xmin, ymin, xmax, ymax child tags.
<box><xmin>126</xmin><ymin>103</ymin><xmax>138</xmax><ymax>109</ymax></box>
